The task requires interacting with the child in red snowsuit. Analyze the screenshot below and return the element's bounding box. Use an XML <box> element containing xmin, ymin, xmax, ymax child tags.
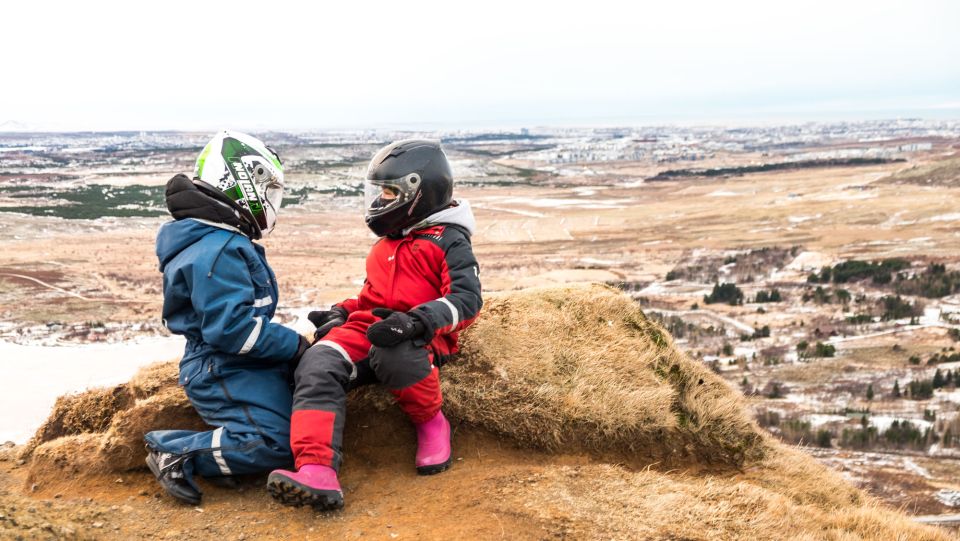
<box><xmin>268</xmin><ymin>140</ymin><xmax>482</xmax><ymax>510</ymax></box>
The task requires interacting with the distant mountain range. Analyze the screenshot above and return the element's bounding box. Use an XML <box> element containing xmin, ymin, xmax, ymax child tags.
<box><xmin>0</xmin><ymin>120</ymin><xmax>34</xmax><ymax>132</ymax></box>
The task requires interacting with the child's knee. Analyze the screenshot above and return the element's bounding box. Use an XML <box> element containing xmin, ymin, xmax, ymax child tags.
<box><xmin>294</xmin><ymin>343</ymin><xmax>356</xmax><ymax>389</ymax></box>
<box><xmin>369</xmin><ymin>343</ymin><xmax>432</xmax><ymax>390</ymax></box>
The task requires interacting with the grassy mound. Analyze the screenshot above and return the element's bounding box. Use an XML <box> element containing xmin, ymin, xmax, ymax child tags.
<box><xmin>24</xmin><ymin>284</ymin><xmax>762</xmax><ymax>475</ymax></box>
<box><xmin>445</xmin><ymin>283</ymin><xmax>763</xmax><ymax>467</ymax></box>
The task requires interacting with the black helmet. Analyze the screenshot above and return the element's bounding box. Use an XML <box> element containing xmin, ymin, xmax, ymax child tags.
<box><xmin>364</xmin><ymin>139</ymin><xmax>453</xmax><ymax>237</ymax></box>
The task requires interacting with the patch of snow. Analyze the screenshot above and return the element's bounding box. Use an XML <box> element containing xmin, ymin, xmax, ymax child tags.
<box><xmin>786</xmin><ymin>251</ymin><xmax>833</xmax><ymax>271</ymax></box>
<box><xmin>0</xmin><ymin>336</ymin><xmax>186</xmax><ymax>444</ymax></box>
<box><xmin>804</xmin><ymin>414</ymin><xmax>848</xmax><ymax>427</ymax></box>
<box><xmin>579</xmin><ymin>257</ymin><xmax>620</xmax><ymax>267</ymax></box>
<box><xmin>921</xmin><ymin>308</ymin><xmax>942</xmax><ymax>326</ymax></box>
<box><xmin>707</xmin><ymin>190</ymin><xmax>741</xmax><ymax>197</ymax></box>
<box><xmin>936</xmin><ymin>489</ymin><xmax>960</xmax><ymax>507</ymax></box>
<box><xmin>572</xmin><ymin>186</ymin><xmax>607</xmax><ymax>196</ymax></box>
<box><xmin>781</xmin><ymin>392</ymin><xmax>820</xmax><ymax>406</ymax></box>
<box><xmin>788</xmin><ymin>214</ymin><xmax>822</xmax><ymax>224</ymax></box>
<box><xmin>0</xmin><ymin>146</ymin><xmax>47</xmax><ymax>152</ymax></box>
<box><xmin>869</xmin><ymin>415</ymin><xmax>932</xmax><ymax>433</ymax></box>
<box><xmin>935</xmin><ymin>389</ymin><xmax>960</xmax><ymax>404</ymax></box>
<box><xmin>929</xmin><ymin>213</ymin><xmax>960</xmax><ymax>223</ymax></box>
<box><xmin>638</xmin><ymin>282</ymin><xmax>667</xmax><ymax>295</ymax></box>
<box><xmin>903</xmin><ymin>458</ymin><xmax>932</xmax><ymax>479</ymax></box>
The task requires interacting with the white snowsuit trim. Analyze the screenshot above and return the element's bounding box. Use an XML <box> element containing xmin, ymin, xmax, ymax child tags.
<box><xmin>211</xmin><ymin>427</ymin><xmax>233</xmax><ymax>475</ymax></box>
<box><xmin>238</xmin><ymin>316</ymin><xmax>263</xmax><ymax>354</ymax></box>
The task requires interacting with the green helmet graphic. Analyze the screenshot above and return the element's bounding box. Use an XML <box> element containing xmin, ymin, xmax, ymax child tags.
<box><xmin>194</xmin><ymin>130</ymin><xmax>285</xmax><ymax>236</ymax></box>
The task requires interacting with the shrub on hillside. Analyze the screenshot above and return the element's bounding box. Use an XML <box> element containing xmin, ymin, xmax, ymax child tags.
<box><xmin>754</xmin><ymin>289</ymin><xmax>782</xmax><ymax>303</ymax></box>
<box><xmin>895</xmin><ymin>263</ymin><xmax>960</xmax><ymax>298</ymax></box>
<box><xmin>704</xmin><ymin>282</ymin><xmax>744</xmax><ymax>305</ymax></box>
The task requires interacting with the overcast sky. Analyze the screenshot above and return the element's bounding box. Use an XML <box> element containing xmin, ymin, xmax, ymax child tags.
<box><xmin>3</xmin><ymin>0</ymin><xmax>958</xmax><ymax>131</ymax></box>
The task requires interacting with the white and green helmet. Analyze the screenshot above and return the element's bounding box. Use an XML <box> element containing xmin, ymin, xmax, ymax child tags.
<box><xmin>194</xmin><ymin>130</ymin><xmax>285</xmax><ymax>236</ymax></box>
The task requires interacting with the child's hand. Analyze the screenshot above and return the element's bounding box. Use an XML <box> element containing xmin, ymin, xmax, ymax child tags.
<box><xmin>308</xmin><ymin>307</ymin><xmax>348</xmax><ymax>341</ymax></box>
<box><xmin>366</xmin><ymin>308</ymin><xmax>425</xmax><ymax>347</ymax></box>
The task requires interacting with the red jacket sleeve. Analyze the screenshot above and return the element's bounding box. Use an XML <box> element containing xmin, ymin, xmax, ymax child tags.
<box><xmin>410</xmin><ymin>228</ymin><xmax>482</xmax><ymax>338</ymax></box>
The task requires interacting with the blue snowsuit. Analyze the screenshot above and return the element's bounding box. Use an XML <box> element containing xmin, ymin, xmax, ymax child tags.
<box><xmin>144</xmin><ymin>218</ymin><xmax>300</xmax><ymax>481</ymax></box>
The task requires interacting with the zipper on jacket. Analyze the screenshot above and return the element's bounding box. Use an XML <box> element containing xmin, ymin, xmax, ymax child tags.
<box><xmin>387</xmin><ymin>238</ymin><xmax>408</xmax><ymax>308</ymax></box>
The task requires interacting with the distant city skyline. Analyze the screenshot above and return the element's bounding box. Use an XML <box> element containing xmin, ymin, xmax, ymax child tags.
<box><xmin>3</xmin><ymin>0</ymin><xmax>957</xmax><ymax>131</ymax></box>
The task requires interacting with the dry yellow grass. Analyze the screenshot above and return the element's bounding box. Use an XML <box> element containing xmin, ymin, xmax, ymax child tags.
<box><xmin>883</xmin><ymin>156</ymin><xmax>960</xmax><ymax>187</ymax></box>
<box><xmin>446</xmin><ymin>283</ymin><xmax>764</xmax><ymax>467</ymax></box>
<box><xmin>498</xmin><ymin>454</ymin><xmax>950</xmax><ymax>540</ymax></box>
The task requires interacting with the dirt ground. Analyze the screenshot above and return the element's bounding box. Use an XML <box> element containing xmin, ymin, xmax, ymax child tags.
<box><xmin>1</xmin><ymin>414</ymin><xmax>571</xmax><ymax>540</ymax></box>
<box><xmin>5</xmin><ymin>418</ymin><xmax>958</xmax><ymax>540</ymax></box>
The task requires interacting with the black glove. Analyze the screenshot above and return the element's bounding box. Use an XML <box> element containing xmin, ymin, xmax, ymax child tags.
<box><xmin>366</xmin><ymin>308</ymin><xmax>425</xmax><ymax>347</ymax></box>
<box><xmin>308</xmin><ymin>306</ymin><xmax>348</xmax><ymax>341</ymax></box>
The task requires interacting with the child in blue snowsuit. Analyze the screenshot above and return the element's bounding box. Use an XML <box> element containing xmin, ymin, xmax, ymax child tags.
<box><xmin>144</xmin><ymin>130</ymin><xmax>309</xmax><ymax>505</ymax></box>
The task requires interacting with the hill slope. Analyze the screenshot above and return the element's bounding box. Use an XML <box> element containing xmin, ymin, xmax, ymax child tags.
<box><xmin>882</xmin><ymin>156</ymin><xmax>960</xmax><ymax>186</ymax></box>
<box><xmin>4</xmin><ymin>284</ymin><xmax>953</xmax><ymax>540</ymax></box>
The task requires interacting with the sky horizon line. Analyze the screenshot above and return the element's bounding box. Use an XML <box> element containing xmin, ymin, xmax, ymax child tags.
<box><xmin>2</xmin><ymin>106</ymin><xmax>959</xmax><ymax>135</ymax></box>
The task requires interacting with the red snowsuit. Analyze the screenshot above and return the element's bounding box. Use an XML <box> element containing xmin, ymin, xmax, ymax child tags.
<box><xmin>290</xmin><ymin>203</ymin><xmax>482</xmax><ymax>470</ymax></box>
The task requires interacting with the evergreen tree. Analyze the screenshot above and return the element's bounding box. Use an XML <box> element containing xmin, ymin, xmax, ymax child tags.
<box><xmin>866</xmin><ymin>384</ymin><xmax>874</xmax><ymax>401</ymax></box>
<box><xmin>892</xmin><ymin>379</ymin><xmax>901</xmax><ymax>398</ymax></box>
<box><xmin>835</xmin><ymin>288</ymin><xmax>851</xmax><ymax>304</ymax></box>
<box><xmin>934</xmin><ymin>369</ymin><xmax>945</xmax><ymax>389</ymax></box>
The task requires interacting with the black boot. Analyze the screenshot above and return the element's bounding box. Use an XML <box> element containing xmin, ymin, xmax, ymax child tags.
<box><xmin>145</xmin><ymin>446</ymin><xmax>202</xmax><ymax>505</ymax></box>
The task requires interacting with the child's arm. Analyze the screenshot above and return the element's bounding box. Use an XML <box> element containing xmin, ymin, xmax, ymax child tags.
<box><xmin>410</xmin><ymin>231</ymin><xmax>483</xmax><ymax>339</ymax></box>
<box><xmin>188</xmin><ymin>242</ymin><xmax>300</xmax><ymax>362</ymax></box>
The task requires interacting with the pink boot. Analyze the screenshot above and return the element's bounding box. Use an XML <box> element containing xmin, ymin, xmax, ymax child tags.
<box><xmin>415</xmin><ymin>410</ymin><xmax>452</xmax><ymax>475</ymax></box>
<box><xmin>267</xmin><ymin>464</ymin><xmax>343</xmax><ymax>510</ymax></box>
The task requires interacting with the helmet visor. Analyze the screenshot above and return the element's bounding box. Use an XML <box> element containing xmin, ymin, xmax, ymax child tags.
<box><xmin>364</xmin><ymin>173</ymin><xmax>421</xmax><ymax>218</ymax></box>
<box><xmin>260</xmin><ymin>180</ymin><xmax>284</xmax><ymax>234</ymax></box>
